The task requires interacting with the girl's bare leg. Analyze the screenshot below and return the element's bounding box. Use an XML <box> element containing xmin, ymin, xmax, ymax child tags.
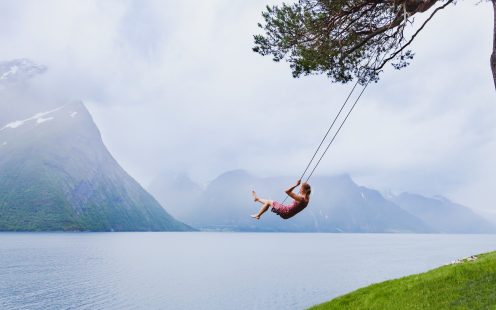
<box><xmin>251</xmin><ymin>201</ymin><xmax>272</xmax><ymax>220</ymax></box>
<box><xmin>252</xmin><ymin>190</ymin><xmax>271</xmax><ymax>205</ymax></box>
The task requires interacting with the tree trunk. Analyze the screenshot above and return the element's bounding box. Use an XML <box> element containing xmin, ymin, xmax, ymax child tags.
<box><xmin>492</xmin><ymin>0</ymin><xmax>496</xmax><ymax>90</ymax></box>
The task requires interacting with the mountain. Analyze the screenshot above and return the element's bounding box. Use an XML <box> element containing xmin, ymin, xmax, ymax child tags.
<box><xmin>0</xmin><ymin>59</ymin><xmax>191</xmax><ymax>231</ymax></box>
<box><xmin>148</xmin><ymin>170</ymin><xmax>434</xmax><ymax>233</ymax></box>
<box><xmin>148</xmin><ymin>171</ymin><xmax>203</xmax><ymax>221</ymax></box>
<box><xmin>0</xmin><ymin>59</ymin><xmax>51</xmax><ymax>125</ymax></box>
<box><xmin>0</xmin><ymin>58</ymin><xmax>46</xmax><ymax>86</ymax></box>
<box><xmin>148</xmin><ymin>170</ymin><xmax>496</xmax><ymax>233</ymax></box>
<box><xmin>392</xmin><ymin>193</ymin><xmax>496</xmax><ymax>234</ymax></box>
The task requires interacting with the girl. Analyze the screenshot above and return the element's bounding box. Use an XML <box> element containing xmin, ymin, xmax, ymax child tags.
<box><xmin>251</xmin><ymin>179</ymin><xmax>311</xmax><ymax>220</ymax></box>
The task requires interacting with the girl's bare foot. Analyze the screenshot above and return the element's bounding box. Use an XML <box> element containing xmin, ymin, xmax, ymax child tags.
<box><xmin>251</xmin><ymin>190</ymin><xmax>259</xmax><ymax>202</ymax></box>
<box><xmin>250</xmin><ymin>214</ymin><xmax>260</xmax><ymax>220</ymax></box>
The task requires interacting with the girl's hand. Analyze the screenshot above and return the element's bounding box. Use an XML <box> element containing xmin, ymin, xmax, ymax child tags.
<box><xmin>295</xmin><ymin>179</ymin><xmax>301</xmax><ymax>186</ymax></box>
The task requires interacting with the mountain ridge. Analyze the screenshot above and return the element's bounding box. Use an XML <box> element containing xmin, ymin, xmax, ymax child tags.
<box><xmin>148</xmin><ymin>169</ymin><xmax>495</xmax><ymax>233</ymax></box>
<box><xmin>0</xmin><ymin>62</ymin><xmax>192</xmax><ymax>231</ymax></box>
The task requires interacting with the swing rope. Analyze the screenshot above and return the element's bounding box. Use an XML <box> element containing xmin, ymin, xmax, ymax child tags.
<box><xmin>304</xmin><ymin>79</ymin><xmax>370</xmax><ymax>183</ymax></box>
<box><xmin>295</xmin><ymin>79</ymin><xmax>361</xmax><ymax>182</ymax></box>
<box><xmin>282</xmin><ymin>54</ymin><xmax>382</xmax><ymax>203</ymax></box>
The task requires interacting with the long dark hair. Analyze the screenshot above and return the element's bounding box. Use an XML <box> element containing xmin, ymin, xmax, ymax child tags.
<box><xmin>301</xmin><ymin>182</ymin><xmax>311</xmax><ymax>199</ymax></box>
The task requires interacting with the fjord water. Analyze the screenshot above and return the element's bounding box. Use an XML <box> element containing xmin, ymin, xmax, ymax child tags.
<box><xmin>0</xmin><ymin>233</ymin><xmax>494</xmax><ymax>310</ymax></box>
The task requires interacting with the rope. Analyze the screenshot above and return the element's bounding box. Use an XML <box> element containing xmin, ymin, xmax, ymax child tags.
<box><xmin>294</xmin><ymin>56</ymin><xmax>377</xmax><ymax>182</ymax></box>
<box><xmin>304</xmin><ymin>54</ymin><xmax>387</xmax><ymax>182</ymax></box>
<box><xmin>305</xmin><ymin>80</ymin><xmax>370</xmax><ymax>182</ymax></box>
<box><xmin>281</xmin><ymin>54</ymin><xmax>381</xmax><ymax>203</ymax></box>
<box><xmin>295</xmin><ymin>79</ymin><xmax>360</xmax><ymax>182</ymax></box>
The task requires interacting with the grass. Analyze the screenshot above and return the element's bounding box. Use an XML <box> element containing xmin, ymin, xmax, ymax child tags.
<box><xmin>311</xmin><ymin>251</ymin><xmax>496</xmax><ymax>310</ymax></box>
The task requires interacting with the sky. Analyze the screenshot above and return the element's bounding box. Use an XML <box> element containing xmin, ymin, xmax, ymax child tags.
<box><xmin>0</xmin><ymin>0</ymin><xmax>495</xmax><ymax>217</ymax></box>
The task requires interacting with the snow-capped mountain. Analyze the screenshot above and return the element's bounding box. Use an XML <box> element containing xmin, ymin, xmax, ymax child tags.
<box><xmin>148</xmin><ymin>170</ymin><xmax>496</xmax><ymax>233</ymax></box>
<box><xmin>0</xmin><ymin>58</ymin><xmax>46</xmax><ymax>86</ymax></box>
<box><xmin>0</xmin><ymin>59</ymin><xmax>191</xmax><ymax>231</ymax></box>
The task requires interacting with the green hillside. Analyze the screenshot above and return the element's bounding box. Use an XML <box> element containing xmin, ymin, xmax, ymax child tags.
<box><xmin>311</xmin><ymin>251</ymin><xmax>496</xmax><ymax>310</ymax></box>
<box><xmin>0</xmin><ymin>99</ymin><xmax>191</xmax><ymax>232</ymax></box>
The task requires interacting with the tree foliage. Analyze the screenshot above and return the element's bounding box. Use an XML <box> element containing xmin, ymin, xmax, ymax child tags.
<box><xmin>253</xmin><ymin>0</ymin><xmax>458</xmax><ymax>85</ymax></box>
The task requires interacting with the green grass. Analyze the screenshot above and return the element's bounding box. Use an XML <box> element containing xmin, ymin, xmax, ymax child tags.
<box><xmin>311</xmin><ymin>251</ymin><xmax>496</xmax><ymax>310</ymax></box>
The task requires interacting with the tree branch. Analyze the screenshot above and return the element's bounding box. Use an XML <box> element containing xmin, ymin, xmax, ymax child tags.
<box><xmin>491</xmin><ymin>0</ymin><xmax>496</xmax><ymax>90</ymax></box>
<box><xmin>375</xmin><ymin>0</ymin><xmax>455</xmax><ymax>71</ymax></box>
<box><xmin>253</xmin><ymin>0</ymin><xmax>462</xmax><ymax>84</ymax></box>
<box><xmin>344</xmin><ymin>11</ymin><xmax>405</xmax><ymax>57</ymax></box>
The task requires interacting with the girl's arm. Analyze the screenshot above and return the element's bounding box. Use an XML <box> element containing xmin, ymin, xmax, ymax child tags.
<box><xmin>285</xmin><ymin>180</ymin><xmax>303</xmax><ymax>202</ymax></box>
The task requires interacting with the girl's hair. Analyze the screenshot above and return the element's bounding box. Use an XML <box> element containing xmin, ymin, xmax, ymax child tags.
<box><xmin>301</xmin><ymin>182</ymin><xmax>311</xmax><ymax>197</ymax></box>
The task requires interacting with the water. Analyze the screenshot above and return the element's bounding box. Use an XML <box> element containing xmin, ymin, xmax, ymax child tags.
<box><xmin>0</xmin><ymin>233</ymin><xmax>494</xmax><ymax>310</ymax></box>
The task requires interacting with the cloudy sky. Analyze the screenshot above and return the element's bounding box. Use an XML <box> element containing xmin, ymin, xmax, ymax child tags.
<box><xmin>0</xmin><ymin>0</ymin><xmax>495</xmax><ymax>216</ymax></box>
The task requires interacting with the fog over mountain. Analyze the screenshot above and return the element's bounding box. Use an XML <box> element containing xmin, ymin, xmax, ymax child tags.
<box><xmin>1</xmin><ymin>58</ymin><xmax>493</xmax><ymax>233</ymax></box>
<box><xmin>0</xmin><ymin>59</ymin><xmax>190</xmax><ymax>231</ymax></box>
<box><xmin>392</xmin><ymin>193</ymin><xmax>496</xmax><ymax>234</ymax></box>
<box><xmin>148</xmin><ymin>169</ymin><xmax>495</xmax><ymax>233</ymax></box>
<box><xmin>0</xmin><ymin>58</ymin><xmax>46</xmax><ymax>87</ymax></box>
<box><xmin>0</xmin><ymin>1</ymin><xmax>494</xmax><ymax>219</ymax></box>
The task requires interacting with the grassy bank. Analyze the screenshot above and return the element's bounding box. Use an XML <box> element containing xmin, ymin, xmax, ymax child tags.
<box><xmin>311</xmin><ymin>251</ymin><xmax>496</xmax><ymax>310</ymax></box>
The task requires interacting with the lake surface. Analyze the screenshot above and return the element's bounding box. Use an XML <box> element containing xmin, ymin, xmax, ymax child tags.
<box><xmin>0</xmin><ymin>233</ymin><xmax>494</xmax><ymax>309</ymax></box>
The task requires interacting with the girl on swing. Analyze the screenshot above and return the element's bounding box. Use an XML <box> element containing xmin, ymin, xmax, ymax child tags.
<box><xmin>251</xmin><ymin>179</ymin><xmax>311</xmax><ymax>219</ymax></box>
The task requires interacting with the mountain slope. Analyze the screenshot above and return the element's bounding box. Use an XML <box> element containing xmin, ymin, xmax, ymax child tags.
<box><xmin>149</xmin><ymin>170</ymin><xmax>433</xmax><ymax>232</ymax></box>
<box><xmin>0</xmin><ymin>58</ymin><xmax>46</xmax><ymax>87</ymax></box>
<box><xmin>0</xmin><ymin>86</ymin><xmax>191</xmax><ymax>231</ymax></box>
<box><xmin>392</xmin><ymin>193</ymin><xmax>496</xmax><ymax>234</ymax></box>
<box><xmin>148</xmin><ymin>171</ymin><xmax>203</xmax><ymax>221</ymax></box>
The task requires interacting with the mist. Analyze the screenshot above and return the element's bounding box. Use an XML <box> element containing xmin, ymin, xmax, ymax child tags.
<box><xmin>0</xmin><ymin>0</ymin><xmax>495</xmax><ymax>216</ymax></box>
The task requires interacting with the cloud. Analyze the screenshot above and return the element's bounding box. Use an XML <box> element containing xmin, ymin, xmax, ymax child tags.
<box><xmin>0</xmin><ymin>0</ymin><xmax>495</xmax><ymax>212</ymax></box>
